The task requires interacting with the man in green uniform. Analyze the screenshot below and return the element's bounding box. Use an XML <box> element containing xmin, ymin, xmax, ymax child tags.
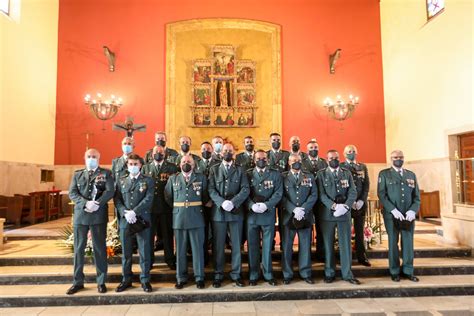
<box><xmin>66</xmin><ymin>148</ymin><xmax>114</xmax><ymax>295</ymax></box>
<box><xmin>341</xmin><ymin>144</ymin><xmax>371</xmax><ymax>267</ymax></box>
<box><xmin>174</xmin><ymin>135</ymin><xmax>201</xmax><ymax>168</ymax></box>
<box><xmin>281</xmin><ymin>154</ymin><xmax>318</xmax><ymax>285</ymax></box>
<box><xmin>211</xmin><ymin>135</ymin><xmax>224</xmax><ymax>161</ymax></box>
<box><xmin>302</xmin><ymin>140</ymin><xmax>328</xmax><ymax>261</ymax></box>
<box><xmin>246</xmin><ymin>150</ymin><xmax>283</xmax><ymax>286</ymax></box>
<box><xmin>235</xmin><ymin>136</ymin><xmax>256</xmax><ymax>171</ymax></box>
<box><xmin>165</xmin><ymin>155</ymin><xmax>209</xmax><ymax>289</ymax></box>
<box><xmin>144</xmin><ymin>131</ymin><xmax>179</xmax><ymax>164</ymax></box>
<box><xmin>208</xmin><ymin>143</ymin><xmax>250</xmax><ymax>288</ymax></box>
<box><xmin>267</xmin><ymin>132</ymin><xmax>290</xmax><ymax>173</ymax></box>
<box><xmin>114</xmin><ymin>154</ymin><xmax>154</xmax><ymax>293</ymax></box>
<box><xmin>142</xmin><ymin>145</ymin><xmax>178</xmax><ymax>270</ymax></box>
<box><xmin>111</xmin><ymin>137</ymin><xmax>135</xmax><ymax>181</ymax></box>
<box><xmin>317</xmin><ymin>149</ymin><xmax>360</xmax><ymax>285</ymax></box>
<box><xmin>196</xmin><ymin>141</ymin><xmax>221</xmax><ymax>265</ymax></box>
<box><xmin>289</xmin><ymin>135</ymin><xmax>308</xmax><ymax>160</ymax></box>
<box><xmin>377</xmin><ymin>149</ymin><xmax>420</xmax><ymax>282</ymax></box>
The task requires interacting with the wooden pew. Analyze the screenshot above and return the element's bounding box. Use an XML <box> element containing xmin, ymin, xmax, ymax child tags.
<box><xmin>0</xmin><ymin>195</ymin><xmax>23</xmax><ymax>226</ymax></box>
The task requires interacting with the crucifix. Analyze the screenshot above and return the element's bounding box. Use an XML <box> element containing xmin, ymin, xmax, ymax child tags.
<box><xmin>113</xmin><ymin>116</ymin><xmax>146</xmax><ymax>138</ymax></box>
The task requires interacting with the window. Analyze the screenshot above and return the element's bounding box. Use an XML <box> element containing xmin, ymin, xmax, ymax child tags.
<box><xmin>41</xmin><ymin>170</ymin><xmax>55</xmax><ymax>183</ymax></box>
<box><xmin>426</xmin><ymin>0</ymin><xmax>445</xmax><ymax>21</ymax></box>
<box><xmin>454</xmin><ymin>132</ymin><xmax>474</xmax><ymax>205</ymax></box>
<box><xmin>0</xmin><ymin>0</ymin><xmax>9</xmax><ymax>16</ymax></box>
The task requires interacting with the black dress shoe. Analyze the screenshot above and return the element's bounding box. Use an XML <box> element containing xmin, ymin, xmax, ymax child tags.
<box><xmin>324</xmin><ymin>276</ymin><xmax>335</xmax><ymax>283</ymax></box>
<box><xmin>358</xmin><ymin>258</ymin><xmax>371</xmax><ymax>267</ymax></box>
<box><xmin>167</xmin><ymin>263</ymin><xmax>177</xmax><ymax>270</ymax></box>
<box><xmin>234</xmin><ymin>279</ymin><xmax>244</xmax><ymax>287</ymax></box>
<box><xmin>249</xmin><ymin>279</ymin><xmax>258</xmax><ymax>286</ymax></box>
<box><xmin>266</xmin><ymin>279</ymin><xmax>277</xmax><ymax>286</ymax></box>
<box><xmin>142</xmin><ymin>282</ymin><xmax>152</xmax><ymax>292</ymax></box>
<box><xmin>97</xmin><ymin>284</ymin><xmax>107</xmax><ymax>293</ymax></box>
<box><xmin>212</xmin><ymin>279</ymin><xmax>221</xmax><ymax>288</ymax></box>
<box><xmin>391</xmin><ymin>274</ymin><xmax>400</xmax><ymax>282</ymax></box>
<box><xmin>154</xmin><ymin>240</ymin><xmax>164</xmax><ymax>251</ymax></box>
<box><xmin>115</xmin><ymin>282</ymin><xmax>132</xmax><ymax>292</ymax></box>
<box><xmin>346</xmin><ymin>278</ymin><xmax>361</xmax><ymax>285</ymax></box>
<box><xmin>175</xmin><ymin>281</ymin><xmax>187</xmax><ymax>289</ymax></box>
<box><xmin>66</xmin><ymin>284</ymin><xmax>84</xmax><ymax>295</ymax></box>
<box><xmin>402</xmin><ymin>274</ymin><xmax>419</xmax><ymax>282</ymax></box>
<box><xmin>196</xmin><ymin>280</ymin><xmax>205</xmax><ymax>289</ymax></box>
<box><xmin>303</xmin><ymin>277</ymin><xmax>314</xmax><ymax>284</ymax></box>
<box><xmin>282</xmin><ymin>278</ymin><xmax>291</xmax><ymax>285</ymax></box>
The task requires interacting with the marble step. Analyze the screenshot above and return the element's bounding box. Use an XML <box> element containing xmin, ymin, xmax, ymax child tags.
<box><xmin>0</xmin><ymin>257</ymin><xmax>472</xmax><ymax>285</ymax></box>
<box><xmin>0</xmin><ymin>246</ymin><xmax>471</xmax><ymax>266</ymax></box>
<box><xmin>0</xmin><ymin>275</ymin><xmax>472</xmax><ymax>307</ymax></box>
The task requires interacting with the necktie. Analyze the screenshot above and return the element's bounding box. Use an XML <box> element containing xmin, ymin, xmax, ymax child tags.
<box><xmin>258</xmin><ymin>170</ymin><xmax>263</xmax><ymax>177</ymax></box>
<box><xmin>294</xmin><ymin>172</ymin><xmax>299</xmax><ymax>181</ymax></box>
<box><xmin>398</xmin><ymin>169</ymin><xmax>403</xmax><ymax>177</ymax></box>
<box><xmin>131</xmin><ymin>177</ymin><xmax>136</xmax><ymax>185</ymax></box>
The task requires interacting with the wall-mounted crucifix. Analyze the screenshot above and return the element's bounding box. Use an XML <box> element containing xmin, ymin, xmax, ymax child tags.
<box><xmin>113</xmin><ymin>116</ymin><xmax>146</xmax><ymax>138</ymax></box>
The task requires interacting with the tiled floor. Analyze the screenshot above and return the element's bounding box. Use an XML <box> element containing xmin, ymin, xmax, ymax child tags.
<box><xmin>0</xmin><ymin>296</ymin><xmax>472</xmax><ymax>315</ymax></box>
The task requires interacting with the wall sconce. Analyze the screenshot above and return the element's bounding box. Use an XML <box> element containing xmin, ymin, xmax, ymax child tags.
<box><xmin>84</xmin><ymin>93</ymin><xmax>123</xmax><ymax>120</ymax></box>
<box><xmin>323</xmin><ymin>94</ymin><xmax>359</xmax><ymax>121</ymax></box>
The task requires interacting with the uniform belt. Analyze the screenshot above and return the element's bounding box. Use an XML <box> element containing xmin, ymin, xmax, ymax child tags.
<box><xmin>173</xmin><ymin>201</ymin><xmax>202</xmax><ymax>207</ymax></box>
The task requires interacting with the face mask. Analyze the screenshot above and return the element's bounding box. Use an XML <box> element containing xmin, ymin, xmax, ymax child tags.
<box><xmin>291</xmin><ymin>143</ymin><xmax>300</xmax><ymax>152</ymax></box>
<box><xmin>309</xmin><ymin>149</ymin><xmax>319</xmax><ymax>158</ymax></box>
<box><xmin>156</xmin><ymin>140</ymin><xmax>166</xmax><ymax>147</ymax></box>
<box><xmin>181</xmin><ymin>163</ymin><xmax>192</xmax><ymax>173</ymax></box>
<box><xmin>256</xmin><ymin>159</ymin><xmax>267</xmax><ymax>169</ymax></box>
<box><xmin>181</xmin><ymin>143</ymin><xmax>190</xmax><ymax>153</ymax></box>
<box><xmin>291</xmin><ymin>162</ymin><xmax>302</xmax><ymax>170</ymax></box>
<box><xmin>86</xmin><ymin>158</ymin><xmax>98</xmax><ymax>170</ymax></box>
<box><xmin>223</xmin><ymin>152</ymin><xmax>233</xmax><ymax>162</ymax></box>
<box><xmin>272</xmin><ymin>141</ymin><xmax>281</xmax><ymax>150</ymax></box>
<box><xmin>214</xmin><ymin>143</ymin><xmax>223</xmax><ymax>153</ymax></box>
<box><xmin>154</xmin><ymin>153</ymin><xmax>164</xmax><ymax>162</ymax></box>
<box><xmin>393</xmin><ymin>159</ymin><xmax>404</xmax><ymax>168</ymax></box>
<box><xmin>128</xmin><ymin>165</ymin><xmax>140</xmax><ymax>175</ymax></box>
<box><xmin>202</xmin><ymin>151</ymin><xmax>212</xmax><ymax>159</ymax></box>
<box><xmin>329</xmin><ymin>159</ymin><xmax>340</xmax><ymax>169</ymax></box>
<box><xmin>346</xmin><ymin>153</ymin><xmax>356</xmax><ymax>161</ymax></box>
<box><xmin>122</xmin><ymin>144</ymin><xmax>133</xmax><ymax>155</ymax></box>
<box><xmin>245</xmin><ymin>144</ymin><xmax>254</xmax><ymax>152</ymax></box>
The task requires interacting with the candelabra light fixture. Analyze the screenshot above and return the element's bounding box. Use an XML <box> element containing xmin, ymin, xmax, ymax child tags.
<box><xmin>323</xmin><ymin>94</ymin><xmax>359</xmax><ymax>121</ymax></box>
<box><xmin>84</xmin><ymin>93</ymin><xmax>123</xmax><ymax>121</ymax></box>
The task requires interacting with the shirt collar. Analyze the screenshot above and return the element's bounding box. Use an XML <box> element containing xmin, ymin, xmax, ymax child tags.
<box><xmin>392</xmin><ymin>166</ymin><xmax>403</xmax><ymax>174</ymax></box>
<box><xmin>153</xmin><ymin>160</ymin><xmax>163</xmax><ymax>167</ymax></box>
<box><xmin>256</xmin><ymin>167</ymin><xmax>266</xmax><ymax>173</ymax></box>
<box><xmin>129</xmin><ymin>173</ymin><xmax>140</xmax><ymax>180</ymax></box>
<box><xmin>346</xmin><ymin>159</ymin><xmax>357</xmax><ymax>164</ymax></box>
<box><xmin>182</xmin><ymin>171</ymin><xmax>193</xmax><ymax>178</ymax></box>
<box><xmin>87</xmin><ymin>167</ymin><xmax>98</xmax><ymax>173</ymax></box>
<box><xmin>223</xmin><ymin>161</ymin><xmax>233</xmax><ymax>167</ymax></box>
<box><xmin>329</xmin><ymin>167</ymin><xmax>340</xmax><ymax>173</ymax></box>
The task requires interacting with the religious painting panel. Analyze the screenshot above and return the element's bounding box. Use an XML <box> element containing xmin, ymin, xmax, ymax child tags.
<box><xmin>212</xmin><ymin>45</ymin><xmax>235</xmax><ymax>77</ymax></box>
<box><xmin>236</xmin><ymin>60</ymin><xmax>255</xmax><ymax>84</ymax></box>
<box><xmin>192</xmin><ymin>59</ymin><xmax>212</xmax><ymax>83</ymax></box>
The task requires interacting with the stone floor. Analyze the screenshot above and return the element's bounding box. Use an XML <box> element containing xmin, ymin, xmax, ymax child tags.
<box><xmin>0</xmin><ymin>296</ymin><xmax>472</xmax><ymax>315</ymax></box>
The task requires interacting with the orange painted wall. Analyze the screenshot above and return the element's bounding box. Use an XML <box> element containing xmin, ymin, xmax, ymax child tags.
<box><xmin>55</xmin><ymin>0</ymin><xmax>386</xmax><ymax>164</ymax></box>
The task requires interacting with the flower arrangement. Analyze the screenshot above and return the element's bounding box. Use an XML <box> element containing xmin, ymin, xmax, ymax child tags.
<box><xmin>60</xmin><ymin>217</ymin><xmax>121</xmax><ymax>258</ymax></box>
<box><xmin>364</xmin><ymin>223</ymin><xmax>382</xmax><ymax>249</ymax></box>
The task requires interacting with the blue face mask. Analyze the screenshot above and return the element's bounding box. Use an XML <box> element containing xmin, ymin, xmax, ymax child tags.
<box><xmin>346</xmin><ymin>153</ymin><xmax>356</xmax><ymax>161</ymax></box>
<box><xmin>128</xmin><ymin>165</ymin><xmax>140</xmax><ymax>175</ymax></box>
<box><xmin>86</xmin><ymin>158</ymin><xmax>98</xmax><ymax>170</ymax></box>
<box><xmin>214</xmin><ymin>143</ymin><xmax>223</xmax><ymax>153</ymax></box>
<box><xmin>122</xmin><ymin>144</ymin><xmax>133</xmax><ymax>154</ymax></box>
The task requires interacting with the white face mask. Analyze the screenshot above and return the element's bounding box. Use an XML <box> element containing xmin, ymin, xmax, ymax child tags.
<box><xmin>86</xmin><ymin>158</ymin><xmax>98</xmax><ymax>170</ymax></box>
<box><xmin>128</xmin><ymin>165</ymin><xmax>140</xmax><ymax>176</ymax></box>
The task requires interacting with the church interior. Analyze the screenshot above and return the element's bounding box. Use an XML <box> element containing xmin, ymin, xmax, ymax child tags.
<box><xmin>0</xmin><ymin>0</ymin><xmax>473</xmax><ymax>314</ymax></box>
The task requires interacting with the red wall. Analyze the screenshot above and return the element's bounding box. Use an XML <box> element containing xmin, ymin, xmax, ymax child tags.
<box><xmin>55</xmin><ymin>0</ymin><xmax>386</xmax><ymax>165</ymax></box>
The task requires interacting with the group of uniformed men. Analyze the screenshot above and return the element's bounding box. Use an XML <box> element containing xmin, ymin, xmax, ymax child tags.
<box><xmin>66</xmin><ymin>131</ymin><xmax>421</xmax><ymax>295</ymax></box>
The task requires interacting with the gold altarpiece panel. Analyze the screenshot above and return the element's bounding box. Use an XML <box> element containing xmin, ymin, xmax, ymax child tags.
<box><xmin>165</xmin><ymin>19</ymin><xmax>282</xmax><ymax>152</ymax></box>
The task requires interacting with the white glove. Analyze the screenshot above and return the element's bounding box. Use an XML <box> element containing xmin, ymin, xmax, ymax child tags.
<box><xmin>258</xmin><ymin>203</ymin><xmax>268</xmax><ymax>213</ymax></box>
<box><xmin>84</xmin><ymin>207</ymin><xmax>94</xmax><ymax>213</ymax></box>
<box><xmin>405</xmin><ymin>210</ymin><xmax>416</xmax><ymax>222</ymax></box>
<box><xmin>333</xmin><ymin>204</ymin><xmax>347</xmax><ymax>217</ymax></box>
<box><xmin>293</xmin><ymin>207</ymin><xmax>305</xmax><ymax>221</ymax></box>
<box><xmin>86</xmin><ymin>201</ymin><xmax>99</xmax><ymax>212</ymax></box>
<box><xmin>391</xmin><ymin>208</ymin><xmax>405</xmax><ymax>220</ymax></box>
<box><xmin>124</xmin><ymin>210</ymin><xmax>137</xmax><ymax>224</ymax></box>
<box><xmin>222</xmin><ymin>200</ymin><xmax>234</xmax><ymax>212</ymax></box>
<box><xmin>251</xmin><ymin>203</ymin><xmax>260</xmax><ymax>213</ymax></box>
<box><xmin>355</xmin><ymin>200</ymin><xmax>364</xmax><ymax>210</ymax></box>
